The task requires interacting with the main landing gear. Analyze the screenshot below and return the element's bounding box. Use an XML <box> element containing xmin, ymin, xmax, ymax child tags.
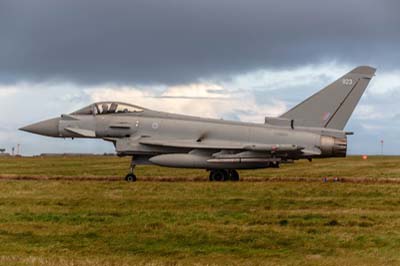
<box><xmin>209</xmin><ymin>169</ymin><xmax>240</xmax><ymax>182</ymax></box>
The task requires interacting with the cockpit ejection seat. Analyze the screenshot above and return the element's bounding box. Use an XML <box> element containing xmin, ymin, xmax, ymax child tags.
<box><xmin>109</xmin><ymin>103</ymin><xmax>118</xmax><ymax>113</ymax></box>
<box><xmin>102</xmin><ymin>104</ymin><xmax>109</xmax><ymax>114</ymax></box>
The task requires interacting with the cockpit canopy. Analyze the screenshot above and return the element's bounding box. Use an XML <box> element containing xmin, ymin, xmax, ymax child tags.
<box><xmin>71</xmin><ymin>102</ymin><xmax>144</xmax><ymax>115</ymax></box>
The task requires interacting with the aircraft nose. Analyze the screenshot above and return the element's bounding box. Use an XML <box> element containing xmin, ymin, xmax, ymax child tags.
<box><xmin>19</xmin><ymin>117</ymin><xmax>60</xmax><ymax>137</ymax></box>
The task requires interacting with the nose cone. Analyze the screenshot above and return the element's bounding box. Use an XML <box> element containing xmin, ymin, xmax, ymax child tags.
<box><xmin>19</xmin><ymin>117</ymin><xmax>60</xmax><ymax>137</ymax></box>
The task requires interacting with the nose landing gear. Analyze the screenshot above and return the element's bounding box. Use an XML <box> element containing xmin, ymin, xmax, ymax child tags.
<box><xmin>125</xmin><ymin>163</ymin><xmax>137</xmax><ymax>182</ymax></box>
<box><xmin>125</xmin><ymin>173</ymin><xmax>136</xmax><ymax>182</ymax></box>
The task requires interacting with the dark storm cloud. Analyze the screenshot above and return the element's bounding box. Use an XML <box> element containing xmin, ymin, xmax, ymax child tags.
<box><xmin>0</xmin><ymin>0</ymin><xmax>399</xmax><ymax>85</ymax></box>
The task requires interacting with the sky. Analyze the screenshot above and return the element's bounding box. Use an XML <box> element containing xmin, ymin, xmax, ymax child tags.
<box><xmin>1</xmin><ymin>0</ymin><xmax>400</xmax><ymax>155</ymax></box>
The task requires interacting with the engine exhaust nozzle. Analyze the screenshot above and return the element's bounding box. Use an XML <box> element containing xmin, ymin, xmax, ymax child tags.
<box><xmin>319</xmin><ymin>136</ymin><xmax>347</xmax><ymax>157</ymax></box>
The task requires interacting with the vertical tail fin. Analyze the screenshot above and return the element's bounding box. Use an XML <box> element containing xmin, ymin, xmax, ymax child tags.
<box><xmin>280</xmin><ymin>66</ymin><xmax>376</xmax><ymax>130</ymax></box>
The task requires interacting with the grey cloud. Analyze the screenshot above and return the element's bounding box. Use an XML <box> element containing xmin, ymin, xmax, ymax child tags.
<box><xmin>1</xmin><ymin>0</ymin><xmax>399</xmax><ymax>85</ymax></box>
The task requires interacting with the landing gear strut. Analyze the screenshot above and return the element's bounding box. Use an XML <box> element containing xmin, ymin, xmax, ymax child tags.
<box><xmin>125</xmin><ymin>160</ymin><xmax>137</xmax><ymax>182</ymax></box>
<box><xmin>209</xmin><ymin>169</ymin><xmax>239</xmax><ymax>182</ymax></box>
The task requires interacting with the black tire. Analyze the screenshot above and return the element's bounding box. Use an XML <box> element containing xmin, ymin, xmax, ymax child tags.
<box><xmin>209</xmin><ymin>170</ymin><xmax>228</xmax><ymax>181</ymax></box>
<box><xmin>229</xmin><ymin>170</ymin><xmax>240</xmax><ymax>181</ymax></box>
<box><xmin>270</xmin><ymin>162</ymin><xmax>280</xmax><ymax>168</ymax></box>
<box><xmin>125</xmin><ymin>173</ymin><xmax>137</xmax><ymax>182</ymax></box>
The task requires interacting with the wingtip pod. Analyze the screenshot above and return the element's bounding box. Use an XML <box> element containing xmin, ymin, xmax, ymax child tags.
<box><xmin>350</xmin><ymin>66</ymin><xmax>376</xmax><ymax>77</ymax></box>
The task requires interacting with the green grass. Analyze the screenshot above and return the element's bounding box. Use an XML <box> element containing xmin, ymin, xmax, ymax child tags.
<box><xmin>0</xmin><ymin>155</ymin><xmax>400</xmax><ymax>180</ymax></box>
<box><xmin>0</xmin><ymin>156</ymin><xmax>400</xmax><ymax>265</ymax></box>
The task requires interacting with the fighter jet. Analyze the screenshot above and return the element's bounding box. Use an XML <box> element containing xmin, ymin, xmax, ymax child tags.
<box><xmin>20</xmin><ymin>66</ymin><xmax>375</xmax><ymax>182</ymax></box>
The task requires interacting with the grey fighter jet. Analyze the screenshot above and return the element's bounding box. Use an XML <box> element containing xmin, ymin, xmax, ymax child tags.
<box><xmin>20</xmin><ymin>66</ymin><xmax>375</xmax><ymax>181</ymax></box>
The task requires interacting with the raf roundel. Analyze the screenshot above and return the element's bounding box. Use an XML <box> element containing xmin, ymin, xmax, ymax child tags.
<box><xmin>152</xmin><ymin>122</ymin><xmax>159</xmax><ymax>130</ymax></box>
<box><xmin>322</xmin><ymin>112</ymin><xmax>331</xmax><ymax>122</ymax></box>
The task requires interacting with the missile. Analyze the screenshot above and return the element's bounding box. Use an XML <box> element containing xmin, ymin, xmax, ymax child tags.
<box><xmin>243</xmin><ymin>144</ymin><xmax>303</xmax><ymax>152</ymax></box>
<box><xmin>207</xmin><ymin>158</ymin><xmax>281</xmax><ymax>163</ymax></box>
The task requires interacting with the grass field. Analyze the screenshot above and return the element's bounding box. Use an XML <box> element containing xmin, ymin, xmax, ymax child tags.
<box><xmin>1</xmin><ymin>155</ymin><xmax>400</xmax><ymax>181</ymax></box>
<box><xmin>0</xmin><ymin>156</ymin><xmax>400</xmax><ymax>265</ymax></box>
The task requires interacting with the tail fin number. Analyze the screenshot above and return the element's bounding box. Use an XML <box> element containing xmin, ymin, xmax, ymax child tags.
<box><xmin>342</xmin><ymin>78</ymin><xmax>353</xmax><ymax>86</ymax></box>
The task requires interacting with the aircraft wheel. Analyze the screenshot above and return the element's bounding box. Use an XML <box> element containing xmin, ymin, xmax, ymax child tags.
<box><xmin>125</xmin><ymin>173</ymin><xmax>137</xmax><ymax>182</ymax></box>
<box><xmin>229</xmin><ymin>170</ymin><xmax>240</xmax><ymax>181</ymax></box>
<box><xmin>270</xmin><ymin>162</ymin><xmax>280</xmax><ymax>168</ymax></box>
<box><xmin>209</xmin><ymin>169</ymin><xmax>228</xmax><ymax>181</ymax></box>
